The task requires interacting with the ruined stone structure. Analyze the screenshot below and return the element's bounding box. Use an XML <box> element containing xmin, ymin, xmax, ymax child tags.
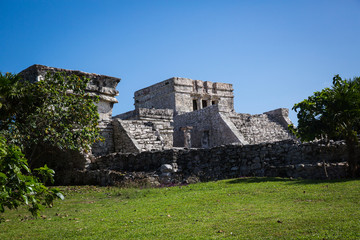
<box><xmin>20</xmin><ymin>64</ymin><xmax>121</xmax><ymax>156</ymax></box>
<box><xmin>123</xmin><ymin>77</ymin><xmax>295</xmax><ymax>150</ymax></box>
<box><xmin>113</xmin><ymin>108</ymin><xmax>173</xmax><ymax>153</ymax></box>
<box><xmin>59</xmin><ymin>139</ymin><xmax>351</xmax><ymax>185</ymax></box>
<box><xmin>20</xmin><ymin>66</ymin><xmax>295</xmax><ymax>155</ymax></box>
<box><xmin>133</xmin><ymin>77</ymin><xmax>234</xmax><ymax>115</ymax></box>
<box><xmin>19</xmin><ymin>65</ymin><xmax>351</xmax><ymax>185</ymax></box>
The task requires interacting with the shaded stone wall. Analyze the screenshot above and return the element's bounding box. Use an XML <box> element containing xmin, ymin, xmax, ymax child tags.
<box><xmin>92</xmin><ymin>121</ymin><xmax>115</xmax><ymax>156</ymax></box>
<box><xmin>134</xmin><ymin>79</ymin><xmax>176</xmax><ymax>113</ymax></box>
<box><xmin>112</xmin><ymin>119</ymin><xmax>140</xmax><ymax>153</ymax></box>
<box><xmin>88</xmin><ymin>140</ymin><xmax>350</xmax><ymax>185</ymax></box>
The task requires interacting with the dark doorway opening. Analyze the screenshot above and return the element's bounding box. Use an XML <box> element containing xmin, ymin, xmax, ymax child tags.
<box><xmin>202</xmin><ymin>100</ymin><xmax>207</xmax><ymax>108</ymax></box>
<box><xmin>193</xmin><ymin>100</ymin><xmax>198</xmax><ymax>111</ymax></box>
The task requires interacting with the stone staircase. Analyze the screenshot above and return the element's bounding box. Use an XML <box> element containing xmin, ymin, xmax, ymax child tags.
<box><xmin>113</xmin><ymin>119</ymin><xmax>165</xmax><ymax>153</ymax></box>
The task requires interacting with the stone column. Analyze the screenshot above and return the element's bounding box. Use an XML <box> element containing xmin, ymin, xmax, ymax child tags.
<box><xmin>181</xmin><ymin>126</ymin><xmax>193</xmax><ymax>148</ymax></box>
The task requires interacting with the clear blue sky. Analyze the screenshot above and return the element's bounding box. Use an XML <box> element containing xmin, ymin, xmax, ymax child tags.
<box><xmin>1</xmin><ymin>0</ymin><xmax>359</xmax><ymax>124</ymax></box>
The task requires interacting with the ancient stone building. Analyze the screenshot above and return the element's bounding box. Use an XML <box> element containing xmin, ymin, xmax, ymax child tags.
<box><xmin>20</xmin><ymin>65</ymin><xmax>295</xmax><ymax>156</ymax></box>
<box><xmin>19</xmin><ymin>65</ymin><xmax>351</xmax><ymax>184</ymax></box>
<box><xmin>133</xmin><ymin>77</ymin><xmax>234</xmax><ymax>115</ymax></box>
<box><xmin>124</xmin><ymin>77</ymin><xmax>295</xmax><ymax>150</ymax></box>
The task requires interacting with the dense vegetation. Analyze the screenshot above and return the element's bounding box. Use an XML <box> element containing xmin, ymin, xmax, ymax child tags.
<box><xmin>291</xmin><ymin>75</ymin><xmax>360</xmax><ymax>176</ymax></box>
<box><xmin>0</xmin><ymin>72</ymin><xmax>101</xmax><ymax>217</ymax></box>
<box><xmin>0</xmin><ymin>136</ymin><xmax>63</xmax><ymax>220</ymax></box>
<box><xmin>0</xmin><ymin>72</ymin><xmax>101</xmax><ymax>164</ymax></box>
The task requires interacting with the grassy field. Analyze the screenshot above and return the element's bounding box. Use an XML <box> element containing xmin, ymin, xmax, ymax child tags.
<box><xmin>1</xmin><ymin>177</ymin><xmax>360</xmax><ymax>239</ymax></box>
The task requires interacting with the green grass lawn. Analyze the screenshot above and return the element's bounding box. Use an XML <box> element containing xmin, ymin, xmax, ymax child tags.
<box><xmin>1</xmin><ymin>177</ymin><xmax>360</xmax><ymax>239</ymax></box>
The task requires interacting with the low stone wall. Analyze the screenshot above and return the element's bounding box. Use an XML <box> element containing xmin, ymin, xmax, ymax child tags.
<box><xmin>67</xmin><ymin>139</ymin><xmax>352</xmax><ymax>186</ymax></box>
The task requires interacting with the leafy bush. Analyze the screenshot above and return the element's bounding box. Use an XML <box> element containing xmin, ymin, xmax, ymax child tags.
<box><xmin>0</xmin><ymin>71</ymin><xmax>102</xmax><ymax>164</ymax></box>
<box><xmin>291</xmin><ymin>75</ymin><xmax>360</xmax><ymax>176</ymax></box>
<box><xmin>0</xmin><ymin>134</ymin><xmax>64</xmax><ymax>221</ymax></box>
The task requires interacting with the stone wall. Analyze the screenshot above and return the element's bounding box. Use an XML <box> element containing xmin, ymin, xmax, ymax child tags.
<box><xmin>173</xmin><ymin>105</ymin><xmax>294</xmax><ymax>148</ymax></box>
<box><xmin>92</xmin><ymin>121</ymin><xmax>116</xmax><ymax>156</ymax></box>
<box><xmin>134</xmin><ymin>79</ymin><xmax>176</xmax><ymax>113</ymax></box>
<box><xmin>173</xmin><ymin>105</ymin><xmax>247</xmax><ymax>148</ymax></box>
<box><xmin>19</xmin><ymin>64</ymin><xmax>120</xmax><ymax>121</ymax></box>
<box><xmin>228</xmin><ymin>108</ymin><xmax>296</xmax><ymax>145</ymax></box>
<box><xmin>112</xmin><ymin>119</ymin><xmax>140</xmax><ymax>153</ymax></box>
<box><xmin>80</xmin><ymin>139</ymin><xmax>352</xmax><ymax>186</ymax></box>
<box><xmin>134</xmin><ymin>77</ymin><xmax>234</xmax><ymax>115</ymax></box>
<box><xmin>263</xmin><ymin>108</ymin><xmax>293</xmax><ymax>129</ymax></box>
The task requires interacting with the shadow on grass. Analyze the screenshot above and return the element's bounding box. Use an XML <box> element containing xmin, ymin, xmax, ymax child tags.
<box><xmin>226</xmin><ymin>177</ymin><xmax>359</xmax><ymax>185</ymax></box>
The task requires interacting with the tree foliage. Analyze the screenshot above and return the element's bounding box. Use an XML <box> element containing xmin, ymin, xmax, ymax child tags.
<box><xmin>0</xmin><ymin>136</ymin><xmax>64</xmax><ymax>220</ymax></box>
<box><xmin>0</xmin><ymin>71</ymin><xmax>102</xmax><ymax>218</ymax></box>
<box><xmin>291</xmin><ymin>75</ymin><xmax>360</xmax><ymax>176</ymax></box>
<box><xmin>0</xmin><ymin>71</ymin><xmax>102</xmax><ymax>163</ymax></box>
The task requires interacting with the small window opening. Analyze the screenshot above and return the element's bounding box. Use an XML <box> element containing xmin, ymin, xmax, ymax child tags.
<box><xmin>212</xmin><ymin>101</ymin><xmax>216</xmax><ymax>105</ymax></box>
<box><xmin>202</xmin><ymin>100</ymin><xmax>207</xmax><ymax>108</ymax></box>
<box><xmin>193</xmin><ymin>100</ymin><xmax>198</xmax><ymax>111</ymax></box>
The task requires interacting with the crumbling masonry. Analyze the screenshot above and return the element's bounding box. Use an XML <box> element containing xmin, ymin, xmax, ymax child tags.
<box><xmin>115</xmin><ymin>77</ymin><xmax>295</xmax><ymax>152</ymax></box>
<box><xmin>19</xmin><ymin>65</ymin><xmax>349</xmax><ymax>184</ymax></box>
<box><xmin>20</xmin><ymin>65</ymin><xmax>295</xmax><ymax>154</ymax></box>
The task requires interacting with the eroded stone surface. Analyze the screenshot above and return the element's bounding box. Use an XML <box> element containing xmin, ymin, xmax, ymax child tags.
<box><xmin>58</xmin><ymin>139</ymin><xmax>352</xmax><ymax>185</ymax></box>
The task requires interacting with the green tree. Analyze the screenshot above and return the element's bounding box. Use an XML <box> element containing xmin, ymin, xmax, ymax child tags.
<box><xmin>0</xmin><ymin>136</ymin><xmax>64</xmax><ymax>220</ymax></box>
<box><xmin>0</xmin><ymin>71</ymin><xmax>101</xmax><ymax>218</ymax></box>
<box><xmin>291</xmin><ymin>75</ymin><xmax>360</xmax><ymax>177</ymax></box>
<box><xmin>0</xmin><ymin>71</ymin><xmax>102</xmax><ymax>165</ymax></box>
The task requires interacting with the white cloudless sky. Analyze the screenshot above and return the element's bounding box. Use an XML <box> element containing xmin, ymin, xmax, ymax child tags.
<box><xmin>1</xmin><ymin>0</ymin><xmax>359</xmax><ymax>124</ymax></box>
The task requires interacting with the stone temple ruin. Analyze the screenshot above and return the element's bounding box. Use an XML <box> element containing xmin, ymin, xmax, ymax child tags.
<box><xmin>19</xmin><ymin>65</ymin><xmax>350</xmax><ymax>184</ymax></box>
<box><xmin>21</xmin><ymin>65</ymin><xmax>295</xmax><ymax>156</ymax></box>
<box><xmin>116</xmin><ymin>77</ymin><xmax>295</xmax><ymax>151</ymax></box>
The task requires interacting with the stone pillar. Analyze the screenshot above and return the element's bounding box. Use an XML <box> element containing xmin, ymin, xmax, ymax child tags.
<box><xmin>181</xmin><ymin>126</ymin><xmax>193</xmax><ymax>148</ymax></box>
